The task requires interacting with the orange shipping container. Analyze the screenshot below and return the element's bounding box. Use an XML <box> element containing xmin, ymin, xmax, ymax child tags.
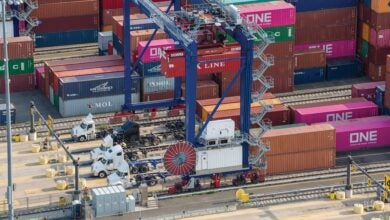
<box><xmin>293</xmin><ymin>48</ymin><xmax>326</xmax><ymax>70</ymax></box>
<box><xmin>360</xmin><ymin>22</ymin><xmax>370</xmax><ymax>42</ymax></box>
<box><xmin>265</xmin><ymin>148</ymin><xmax>336</xmax><ymax>175</ymax></box>
<box><xmin>371</xmin><ymin>0</ymin><xmax>390</xmax><ymax>13</ymax></box>
<box><xmin>31</xmin><ymin>0</ymin><xmax>98</xmax><ymax>19</ymax></box>
<box><xmin>256</xmin><ymin>124</ymin><xmax>336</xmax><ymax>156</ymax></box>
<box><xmin>368</xmin><ymin>62</ymin><xmax>386</xmax><ymax>81</ymax></box>
<box><xmin>0</xmin><ymin>36</ymin><xmax>34</xmax><ymax>59</ymax></box>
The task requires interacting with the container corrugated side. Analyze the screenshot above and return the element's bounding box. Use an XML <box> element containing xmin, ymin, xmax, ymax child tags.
<box><xmin>369</xmin><ymin>46</ymin><xmax>390</xmax><ymax>65</ymax></box>
<box><xmin>137</xmin><ymin>39</ymin><xmax>175</xmax><ymax>62</ymax></box>
<box><xmin>138</xmin><ymin>61</ymin><xmax>162</xmax><ymax>77</ymax></box>
<box><xmin>0</xmin><ymin>73</ymin><xmax>34</xmax><ymax>93</ymax></box>
<box><xmin>327</xmin><ymin>116</ymin><xmax>390</xmax><ymax>151</ymax></box>
<box><xmin>295</xmin><ymin>24</ymin><xmax>356</xmax><ymax>45</ymax></box>
<box><xmin>370</xmin><ymin>10</ymin><xmax>390</xmax><ymax>30</ymax></box>
<box><xmin>30</xmin><ymin>0</ymin><xmax>98</xmax><ymax>19</ymax></box>
<box><xmin>142</xmin><ymin>75</ymin><xmax>175</xmax><ymax>93</ymax></box>
<box><xmin>352</xmin><ymin>81</ymin><xmax>385</xmax><ymax>101</ymax></box>
<box><xmin>285</xmin><ymin>0</ymin><xmax>358</xmax><ymax>12</ymax></box>
<box><xmin>59</xmin><ymin>94</ymin><xmax>139</xmax><ymax>117</ymax></box>
<box><xmin>387</xmin><ymin>55</ymin><xmax>390</xmax><ymax>72</ymax></box>
<box><xmin>0</xmin><ymin>58</ymin><xmax>34</xmax><ymax>76</ymax></box>
<box><xmin>293</xmin><ymin>101</ymin><xmax>378</xmax><ymax>124</ymax></box>
<box><xmin>293</xmin><ymin>67</ymin><xmax>325</xmax><ymax>85</ymax></box>
<box><xmin>293</xmin><ymin>49</ymin><xmax>326</xmax><ymax>70</ymax></box>
<box><xmin>0</xmin><ymin>103</ymin><xmax>16</xmax><ymax>125</ymax></box>
<box><xmin>33</xmin><ymin>15</ymin><xmax>99</xmax><ymax>33</ymax></box>
<box><xmin>214</xmin><ymin>71</ymin><xmax>240</xmax><ymax>97</ymax></box>
<box><xmin>35</xmin><ymin>29</ymin><xmax>98</xmax><ymax>48</ymax></box>
<box><xmin>295</xmin><ymin>40</ymin><xmax>356</xmax><ymax>59</ymax></box>
<box><xmin>0</xmin><ymin>36</ymin><xmax>34</xmax><ymax>59</ymax></box>
<box><xmin>263</xmin><ymin>26</ymin><xmax>294</xmax><ymax>43</ymax></box>
<box><xmin>326</xmin><ymin>58</ymin><xmax>363</xmax><ymax>81</ymax></box>
<box><xmin>368</xmin><ymin>62</ymin><xmax>386</xmax><ymax>81</ymax></box>
<box><xmin>370</xmin><ymin>28</ymin><xmax>390</xmax><ymax>48</ymax></box>
<box><xmin>295</xmin><ymin>7</ymin><xmax>357</xmax><ymax>29</ymax></box>
<box><xmin>371</xmin><ymin>0</ymin><xmax>390</xmax><ymax>13</ymax></box>
<box><xmin>181</xmin><ymin>80</ymin><xmax>219</xmax><ymax>100</ymax></box>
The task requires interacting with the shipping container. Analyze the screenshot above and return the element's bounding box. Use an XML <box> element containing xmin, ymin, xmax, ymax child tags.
<box><xmin>294</xmin><ymin>67</ymin><xmax>326</xmax><ymax>85</ymax></box>
<box><xmin>0</xmin><ymin>21</ymin><xmax>14</xmax><ymax>39</ymax></box>
<box><xmin>326</xmin><ymin>58</ymin><xmax>363</xmax><ymax>81</ymax></box>
<box><xmin>0</xmin><ymin>58</ymin><xmax>34</xmax><ymax>76</ymax></box>
<box><xmin>0</xmin><ymin>73</ymin><xmax>34</xmax><ymax>93</ymax></box>
<box><xmin>295</xmin><ymin>24</ymin><xmax>356</xmax><ymax>45</ymax></box>
<box><xmin>261</xmin><ymin>69</ymin><xmax>294</xmax><ymax>93</ymax></box>
<box><xmin>293</xmin><ymin>48</ymin><xmax>326</xmax><ymax>70</ymax></box>
<box><xmin>33</xmin><ymin>15</ymin><xmax>99</xmax><ymax>33</ymax></box>
<box><xmin>371</xmin><ymin>0</ymin><xmax>390</xmax><ymax>13</ymax></box>
<box><xmin>138</xmin><ymin>39</ymin><xmax>175</xmax><ymax>62</ymax></box>
<box><xmin>35</xmin><ymin>67</ymin><xmax>44</xmax><ymax>91</ymax></box>
<box><xmin>263</xmin><ymin>41</ymin><xmax>294</xmax><ymax>58</ymax></box>
<box><xmin>370</xmin><ymin>10</ymin><xmax>390</xmax><ymax>30</ymax></box>
<box><xmin>220</xmin><ymin>0</ymin><xmax>273</xmax><ymax>4</ymax></box>
<box><xmin>295</xmin><ymin>40</ymin><xmax>356</xmax><ymax>59</ymax></box>
<box><xmin>101</xmin><ymin>8</ymin><xmax>123</xmax><ymax>26</ymax></box>
<box><xmin>360</xmin><ymin>22</ymin><xmax>370</xmax><ymax>42</ymax></box>
<box><xmin>375</xmin><ymin>85</ymin><xmax>385</xmax><ymax>107</ymax></box>
<box><xmin>370</xmin><ymin>28</ymin><xmax>390</xmax><ymax>48</ymax></box>
<box><xmin>357</xmin><ymin>38</ymin><xmax>369</xmax><ymax>58</ymax></box>
<box><xmin>368</xmin><ymin>62</ymin><xmax>386</xmax><ymax>81</ymax></box>
<box><xmin>262</xmin><ymin>26</ymin><xmax>294</xmax><ymax>43</ymax></box>
<box><xmin>59</xmin><ymin>94</ymin><xmax>139</xmax><ymax>117</ymax></box>
<box><xmin>59</xmin><ymin>72</ymin><xmax>140</xmax><ymax>100</ymax></box>
<box><xmin>214</xmin><ymin>71</ymin><xmax>240</xmax><ymax>97</ymax></box>
<box><xmin>181</xmin><ymin>80</ymin><xmax>219</xmax><ymax>100</ymax></box>
<box><xmin>0</xmin><ymin>103</ymin><xmax>16</xmax><ymax>125</ymax></box>
<box><xmin>293</xmin><ymin>101</ymin><xmax>378</xmax><ymax>124</ymax></box>
<box><xmin>142</xmin><ymin>75</ymin><xmax>174</xmax><ymax>93</ymax></box>
<box><xmin>98</xmin><ymin>32</ymin><xmax>113</xmax><ymax>51</ymax></box>
<box><xmin>295</xmin><ymin>7</ymin><xmax>357</xmax><ymax>29</ymax></box>
<box><xmin>385</xmin><ymin>90</ymin><xmax>390</xmax><ymax>108</ymax></box>
<box><xmin>0</xmin><ymin>37</ymin><xmax>34</xmax><ymax>59</ymax></box>
<box><xmin>237</xmin><ymin>1</ymin><xmax>296</xmax><ymax>28</ymax></box>
<box><xmin>129</xmin><ymin>19</ymin><xmax>159</xmax><ymax>31</ymax></box>
<box><xmin>254</xmin><ymin>57</ymin><xmax>293</xmax><ymax>76</ymax></box>
<box><xmin>31</xmin><ymin>0</ymin><xmax>98</xmax><ymax>19</ymax></box>
<box><xmin>352</xmin><ymin>81</ymin><xmax>385</xmax><ymax>101</ymax></box>
<box><xmin>285</xmin><ymin>0</ymin><xmax>358</xmax><ymax>12</ymax></box>
<box><xmin>358</xmin><ymin>3</ymin><xmax>371</xmax><ymax>23</ymax></box>
<box><xmin>138</xmin><ymin>61</ymin><xmax>162</xmax><ymax>77</ymax></box>
<box><xmin>387</xmin><ymin>55</ymin><xmax>390</xmax><ymax>72</ymax></box>
<box><xmin>35</xmin><ymin>29</ymin><xmax>98</xmax><ymax>48</ymax></box>
<box><xmin>142</xmin><ymin>90</ymin><xmax>174</xmax><ymax>102</ymax></box>
<box><xmin>327</xmin><ymin>116</ymin><xmax>390</xmax><ymax>151</ymax></box>
<box><xmin>369</xmin><ymin>46</ymin><xmax>390</xmax><ymax>65</ymax></box>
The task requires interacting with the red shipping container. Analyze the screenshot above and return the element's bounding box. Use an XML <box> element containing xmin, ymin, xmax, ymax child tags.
<box><xmin>368</xmin><ymin>45</ymin><xmax>390</xmax><ymax>65</ymax></box>
<box><xmin>108</xmin><ymin>41</ymin><xmax>113</xmax><ymax>55</ymax></box>
<box><xmin>181</xmin><ymin>80</ymin><xmax>219</xmax><ymax>100</ymax></box>
<box><xmin>101</xmin><ymin>0</ymin><xmax>169</xmax><ymax>10</ymax></box>
<box><xmin>0</xmin><ymin>73</ymin><xmax>34</xmax><ymax>93</ymax></box>
<box><xmin>387</xmin><ymin>55</ymin><xmax>390</xmax><ymax>72</ymax></box>
<box><xmin>161</xmin><ymin>50</ymin><xmax>241</xmax><ymax>77</ymax></box>
<box><xmin>101</xmin><ymin>8</ymin><xmax>123</xmax><ymax>26</ymax></box>
<box><xmin>143</xmin><ymin>90</ymin><xmax>174</xmax><ymax>102</ymax></box>
<box><xmin>295</xmin><ymin>24</ymin><xmax>357</xmax><ymax>45</ymax></box>
<box><xmin>263</xmin><ymin>41</ymin><xmax>294</xmax><ymax>58</ymax></box>
<box><xmin>254</xmin><ymin>70</ymin><xmax>294</xmax><ymax>94</ymax></box>
<box><xmin>296</xmin><ymin>7</ymin><xmax>356</xmax><ymax>29</ymax></box>
<box><xmin>293</xmin><ymin>48</ymin><xmax>326</xmax><ymax>70</ymax></box>
<box><xmin>253</xmin><ymin>57</ymin><xmax>294</xmax><ymax>76</ymax></box>
<box><xmin>35</xmin><ymin>67</ymin><xmax>44</xmax><ymax>90</ymax></box>
<box><xmin>214</xmin><ymin>71</ymin><xmax>241</xmax><ymax>97</ymax></box>
<box><xmin>358</xmin><ymin>3</ymin><xmax>371</xmax><ymax>23</ymax></box>
<box><xmin>385</xmin><ymin>90</ymin><xmax>390</xmax><ymax>108</ymax></box>
<box><xmin>0</xmin><ymin>36</ymin><xmax>33</xmax><ymax>59</ymax></box>
<box><xmin>386</xmin><ymin>72</ymin><xmax>390</xmax><ymax>88</ymax></box>
<box><xmin>361</xmin><ymin>56</ymin><xmax>370</xmax><ymax>75</ymax></box>
<box><xmin>31</xmin><ymin>0</ymin><xmax>99</xmax><ymax>19</ymax></box>
<box><xmin>352</xmin><ymin>81</ymin><xmax>385</xmax><ymax>101</ymax></box>
<box><xmin>33</xmin><ymin>15</ymin><xmax>98</xmax><ymax>33</ymax></box>
<box><xmin>368</xmin><ymin>62</ymin><xmax>386</xmax><ymax>81</ymax></box>
<box><xmin>370</xmin><ymin>10</ymin><xmax>390</xmax><ymax>30</ymax></box>
<box><xmin>370</xmin><ymin>28</ymin><xmax>390</xmax><ymax>48</ymax></box>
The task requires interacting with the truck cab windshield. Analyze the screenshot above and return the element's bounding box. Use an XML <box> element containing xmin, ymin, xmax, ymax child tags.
<box><xmin>80</xmin><ymin>122</ymin><xmax>87</xmax><ymax>129</ymax></box>
<box><xmin>116</xmin><ymin>170</ymin><xmax>128</xmax><ymax>177</ymax></box>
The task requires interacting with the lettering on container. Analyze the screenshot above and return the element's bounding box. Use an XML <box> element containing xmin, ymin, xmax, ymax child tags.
<box><xmin>326</xmin><ymin>112</ymin><xmax>352</xmax><ymax>121</ymax></box>
<box><xmin>309</xmin><ymin>44</ymin><xmax>333</xmax><ymax>55</ymax></box>
<box><xmin>148</xmin><ymin>64</ymin><xmax>161</xmax><ymax>73</ymax></box>
<box><xmin>150</xmin><ymin>46</ymin><xmax>174</xmax><ymax>58</ymax></box>
<box><xmin>197</xmin><ymin>62</ymin><xmax>226</xmax><ymax>70</ymax></box>
<box><xmin>246</xmin><ymin>12</ymin><xmax>272</xmax><ymax>24</ymax></box>
<box><xmin>147</xmin><ymin>80</ymin><xmax>171</xmax><ymax>88</ymax></box>
<box><xmin>350</xmin><ymin>130</ymin><xmax>378</xmax><ymax>145</ymax></box>
<box><xmin>89</xmin><ymin>101</ymin><xmax>113</xmax><ymax>108</ymax></box>
<box><xmin>90</xmin><ymin>82</ymin><xmax>113</xmax><ymax>93</ymax></box>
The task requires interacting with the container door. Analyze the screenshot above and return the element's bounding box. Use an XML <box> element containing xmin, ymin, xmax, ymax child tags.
<box><xmin>201</xmin><ymin>152</ymin><xmax>208</xmax><ymax>170</ymax></box>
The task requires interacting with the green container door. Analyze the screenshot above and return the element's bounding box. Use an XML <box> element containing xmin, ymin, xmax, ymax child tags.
<box><xmin>221</xmin><ymin>0</ymin><xmax>274</xmax><ymax>5</ymax></box>
<box><xmin>262</xmin><ymin>26</ymin><xmax>295</xmax><ymax>43</ymax></box>
<box><xmin>361</xmin><ymin>40</ymin><xmax>369</xmax><ymax>58</ymax></box>
<box><xmin>0</xmin><ymin>57</ymin><xmax>34</xmax><ymax>76</ymax></box>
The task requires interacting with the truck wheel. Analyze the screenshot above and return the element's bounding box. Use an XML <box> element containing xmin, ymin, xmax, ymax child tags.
<box><xmin>139</xmin><ymin>165</ymin><xmax>149</xmax><ymax>173</ymax></box>
<box><xmin>131</xmin><ymin>167</ymin><xmax>139</xmax><ymax>174</ymax></box>
<box><xmin>143</xmin><ymin>141</ymin><xmax>150</xmax><ymax>147</ymax></box>
<box><xmin>78</xmin><ymin>136</ymin><xmax>86</xmax><ymax>142</ymax></box>
<box><xmin>130</xmin><ymin>154</ymin><xmax>138</xmax><ymax>161</ymax></box>
<box><xmin>146</xmin><ymin>176</ymin><xmax>157</xmax><ymax>186</ymax></box>
<box><xmin>98</xmin><ymin>171</ymin><xmax>107</xmax><ymax>178</ymax></box>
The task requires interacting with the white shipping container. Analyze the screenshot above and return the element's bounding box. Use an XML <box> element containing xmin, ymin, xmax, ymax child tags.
<box><xmin>98</xmin><ymin>32</ymin><xmax>113</xmax><ymax>51</ymax></box>
<box><xmin>59</xmin><ymin>93</ymin><xmax>140</xmax><ymax>117</ymax></box>
<box><xmin>195</xmin><ymin>145</ymin><xmax>243</xmax><ymax>175</ymax></box>
<box><xmin>0</xmin><ymin>20</ymin><xmax>14</xmax><ymax>38</ymax></box>
<box><xmin>92</xmin><ymin>188</ymin><xmax>105</xmax><ymax>217</ymax></box>
<box><xmin>200</xmin><ymin>119</ymin><xmax>235</xmax><ymax>141</ymax></box>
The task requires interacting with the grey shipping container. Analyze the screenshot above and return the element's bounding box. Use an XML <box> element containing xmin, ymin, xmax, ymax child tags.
<box><xmin>98</xmin><ymin>31</ymin><xmax>113</xmax><ymax>51</ymax></box>
<box><xmin>59</xmin><ymin>94</ymin><xmax>140</xmax><ymax>117</ymax></box>
<box><xmin>142</xmin><ymin>75</ymin><xmax>175</xmax><ymax>93</ymax></box>
<box><xmin>0</xmin><ymin>103</ymin><xmax>16</xmax><ymax>125</ymax></box>
<box><xmin>58</xmin><ymin>72</ymin><xmax>140</xmax><ymax>101</ymax></box>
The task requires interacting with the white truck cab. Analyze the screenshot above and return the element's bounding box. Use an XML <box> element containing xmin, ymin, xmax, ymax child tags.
<box><xmin>72</xmin><ymin>113</ymin><xmax>96</xmax><ymax>142</ymax></box>
<box><xmin>107</xmin><ymin>162</ymin><xmax>137</xmax><ymax>188</ymax></box>
<box><xmin>90</xmin><ymin>135</ymin><xmax>114</xmax><ymax>161</ymax></box>
<box><xmin>91</xmin><ymin>144</ymin><xmax>125</xmax><ymax>178</ymax></box>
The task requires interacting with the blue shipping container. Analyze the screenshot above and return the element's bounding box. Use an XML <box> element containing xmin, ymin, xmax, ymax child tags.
<box><xmin>294</xmin><ymin>67</ymin><xmax>325</xmax><ymax>85</ymax></box>
<box><xmin>58</xmin><ymin>72</ymin><xmax>140</xmax><ymax>101</ymax></box>
<box><xmin>35</xmin><ymin>29</ymin><xmax>98</xmax><ymax>48</ymax></box>
<box><xmin>138</xmin><ymin>61</ymin><xmax>162</xmax><ymax>77</ymax></box>
<box><xmin>112</xmin><ymin>34</ymin><xmax>123</xmax><ymax>56</ymax></box>
<box><xmin>375</xmin><ymin>85</ymin><xmax>386</xmax><ymax>107</ymax></box>
<box><xmin>285</xmin><ymin>0</ymin><xmax>358</xmax><ymax>12</ymax></box>
<box><xmin>0</xmin><ymin>103</ymin><xmax>16</xmax><ymax>125</ymax></box>
<box><xmin>130</xmin><ymin>19</ymin><xmax>159</xmax><ymax>31</ymax></box>
<box><xmin>363</xmin><ymin>0</ymin><xmax>371</xmax><ymax>7</ymax></box>
<box><xmin>326</xmin><ymin>58</ymin><xmax>363</xmax><ymax>81</ymax></box>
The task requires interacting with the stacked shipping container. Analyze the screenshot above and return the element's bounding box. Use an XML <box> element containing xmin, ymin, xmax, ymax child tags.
<box><xmin>357</xmin><ymin>0</ymin><xmax>390</xmax><ymax>80</ymax></box>
<box><xmin>0</xmin><ymin>37</ymin><xmax>34</xmax><ymax>93</ymax></box>
<box><xmin>385</xmin><ymin>55</ymin><xmax>390</xmax><ymax>113</ymax></box>
<box><xmin>32</xmin><ymin>0</ymin><xmax>99</xmax><ymax>47</ymax></box>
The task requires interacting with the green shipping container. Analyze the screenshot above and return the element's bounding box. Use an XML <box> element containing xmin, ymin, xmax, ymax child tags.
<box><xmin>361</xmin><ymin>40</ymin><xmax>368</xmax><ymax>58</ymax></box>
<box><xmin>255</xmin><ymin>26</ymin><xmax>295</xmax><ymax>43</ymax></box>
<box><xmin>0</xmin><ymin>57</ymin><xmax>34</xmax><ymax>76</ymax></box>
<box><xmin>216</xmin><ymin>29</ymin><xmax>236</xmax><ymax>44</ymax></box>
<box><xmin>221</xmin><ymin>0</ymin><xmax>274</xmax><ymax>5</ymax></box>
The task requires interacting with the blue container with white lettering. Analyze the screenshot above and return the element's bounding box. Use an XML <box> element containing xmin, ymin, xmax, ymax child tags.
<box><xmin>35</xmin><ymin>29</ymin><xmax>98</xmax><ymax>48</ymax></box>
<box><xmin>0</xmin><ymin>103</ymin><xmax>16</xmax><ymax>125</ymax></box>
<box><xmin>294</xmin><ymin>67</ymin><xmax>326</xmax><ymax>85</ymax></box>
<box><xmin>326</xmin><ymin>58</ymin><xmax>363</xmax><ymax>81</ymax></box>
<box><xmin>285</xmin><ymin>0</ymin><xmax>359</xmax><ymax>12</ymax></box>
<box><xmin>138</xmin><ymin>61</ymin><xmax>162</xmax><ymax>77</ymax></box>
<box><xmin>375</xmin><ymin>85</ymin><xmax>385</xmax><ymax>107</ymax></box>
<box><xmin>130</xmin><ymin>19</ymin><xmax>159</xmax><ymax>31</ymax></box>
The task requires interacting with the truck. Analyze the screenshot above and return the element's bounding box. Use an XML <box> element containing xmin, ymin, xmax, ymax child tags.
<box><xmin>89</xmin><ymin>135</ymin><xmax>114</xmax><ymax>161</ymax></box>
<box><xmin>91</xmin><ymin>144</ymin><xmax>125</xmax><ymax>178</ymax></box>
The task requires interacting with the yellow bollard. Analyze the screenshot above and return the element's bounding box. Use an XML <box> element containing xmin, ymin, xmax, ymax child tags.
<box><xmin>39</xmin><ymin>156</ymin><xmax>49</xmax><ymax>165</ymax></box>
<box><xmin>239</xmin><ymin>193</ymin><xmax>250</xmax><ymax>203</ymax></box>
<box><xmin>235</xmin><ymin>189</ymin><xmax>245</xmax><ymax>200</ymax></box>
<box><xmin>31</xmin><ymin>144</ymin><xmax>41</xmax><ymax>153</ymax></box>
<box><xmin>330</xmin><ymin>192</ymin><xmax>335</xmax><ymax>200</ymax></box>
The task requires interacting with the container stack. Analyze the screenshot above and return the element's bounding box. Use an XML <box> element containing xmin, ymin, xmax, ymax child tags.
<box><xmin>357</xmin><ymin>0</ymin><xmax>390</xmax><ymax>80</ymax></box>
<box><xmin>385</xmin><ymin>55</ymin><xmax>390</xmax><ymax>114</ymax></box>
<box><xmin>43</xmin><ymin>55</ymin><xmax>141</xmax><ymax>117</ymax></box>
<box><xmin>0</xmin><ymin>37</ymin><xmax>34</xmax><ymax>93</ymax></box>
<box><xmin>288</xmin><ymin>0</ymin><xmax>361</xmax><ymax>81</ymax></box>
<box><xmin>236</xmin><ymin>1</ymin><xmax>296</xmax><ymax>93</ymax></box>
<box><xmin>31</xmin><ymin>0</ymin><xmax>99</xmax><ymax>47</ymax></box>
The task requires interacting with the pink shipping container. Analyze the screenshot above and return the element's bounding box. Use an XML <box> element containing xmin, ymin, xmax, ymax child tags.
<box><xmin>327</xmin><ymin>116</ymin><xmax>390</xmax><ymax>152</ymax></box>
<box><xmin>137</xmin><ymin>39</ymin><xmax>175</xmax><ymax>62</ymax></box>
<box><xmin>352</xmin><ymin>81</ymin><xmax>385</xmax><ymax>101</ymax></box>
<box><xmin>237</xmin><ymin>1</ymin><xmax>296</xmax><ymax>28</ymax></box>
<box><xmin>370</xmin><ymin>28</ymin><xmax>390</xmax><ymax>48</ymax></box>
<box><xmin>295</xmin><ymin>39</ymin><xmax>356</xmax><ymax>59</ymax></box>
<box><xmin>294</xmin><ymin>101</ymin><xmax>378</xmax><ymax>124</ymax></box>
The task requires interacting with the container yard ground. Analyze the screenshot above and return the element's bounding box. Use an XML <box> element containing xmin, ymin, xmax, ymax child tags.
<box><xmin>186</xmin><ymin>195</ymin><xmax>389</xmax><ymax>220</ymax></box>
<box><xmin>0</xmin><ymin>77</ymin><xmax>371</xmax><ymax>124</ymax></box>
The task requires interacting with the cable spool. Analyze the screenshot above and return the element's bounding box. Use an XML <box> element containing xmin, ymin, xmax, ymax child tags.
<box><xmin>353</xmin><ymin>204</ymin><xmax>364</xmax><ymax>214</ymax></box>
<box><xmin>31</xmin><ymin>144</ymin><xmax>40</xmax><ymax>153</ymax></box>
<box><xmin>163</xmin><ymin>142</ymin><xmax>196</xmax><ymax>175</ymax></box>
<box><xmin>373</xmin><ymin>201</ymin><xmax>385</xmax><ymax>211</ymax></box>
